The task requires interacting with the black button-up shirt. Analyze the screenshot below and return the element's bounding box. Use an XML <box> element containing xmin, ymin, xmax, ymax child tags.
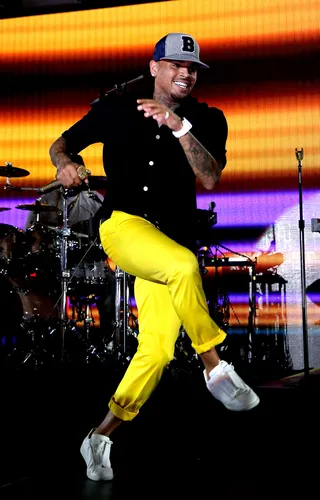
<box><xmin>62</xmin><ymin>90</ymin><xmax>228</xmax><ymax>252</ymax></box>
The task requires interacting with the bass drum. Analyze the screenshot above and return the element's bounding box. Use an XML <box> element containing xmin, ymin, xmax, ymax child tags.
<box><xmin>0</xmin><ymin>274</ymin><xmax>60</xmax><ymax>358</ymax></box>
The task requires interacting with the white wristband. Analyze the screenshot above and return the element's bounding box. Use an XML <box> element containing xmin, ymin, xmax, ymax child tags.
<box><xmin>172</xmin><ymin>117</ymin><xmax>192</xmax><ymax>138</ymax></box>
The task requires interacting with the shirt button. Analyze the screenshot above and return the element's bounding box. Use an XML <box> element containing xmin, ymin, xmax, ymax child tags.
<box><xmin>149</xmin><ymin>161</ymin><xmax>154</xmax><ymax>166</ymax></box>
<box><xmin>155</xmin><ymin>135</ymin><xmax>160</xmax><ymax>140</ymax></box>
<box><xmin>143</xmin><ymin>186</ymin><xmax>148</xmax><ymax>191</ymax></box>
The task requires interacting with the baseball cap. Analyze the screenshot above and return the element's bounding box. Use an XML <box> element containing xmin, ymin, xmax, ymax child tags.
<box><xmin>152</xmin><ymin>33</ymin><xmax>209</xmax><ymax>69</ymax></box>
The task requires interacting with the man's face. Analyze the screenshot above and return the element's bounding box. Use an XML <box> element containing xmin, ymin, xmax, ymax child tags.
<box><xmin>152</xmin><ymin>60</ymin><xmax>198</xmax><ymax>100</ymax></box>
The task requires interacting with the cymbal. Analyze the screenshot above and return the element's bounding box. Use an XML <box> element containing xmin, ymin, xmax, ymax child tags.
<box><xmin>0</xmin><ymin>165</ymin><xmax>30</xmax><ymax>178</ymax></box>
<box><xmin>0</xmin><ymin>207</ymin><xmax>11</xmax><ymax>212</ymax></box>
<box><xmin>15</xmin><ymin>203</ymin><xmax>59</xmax><ymax>213</ymax></box>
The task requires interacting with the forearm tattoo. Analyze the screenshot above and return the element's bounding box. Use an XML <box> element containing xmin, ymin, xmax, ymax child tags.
<box><xmin>181</xmin><ymin>132</ymin><xmax>221</xmax><ymax>188</ymax></box>
<box><xmin>49</xmin><ymin>136</ymin><xmax>69</xmax><ymax>168</ymax></box>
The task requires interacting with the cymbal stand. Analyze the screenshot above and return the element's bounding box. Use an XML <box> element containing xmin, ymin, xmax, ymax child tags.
<box><xmin>114</xmin><ymin>266</ymin><xmax>130</xmax><ymax>362</ymax></box>
<box><xmin>3</xmin><ymin>176</ymin><xmax>12</xmax><ymax>190</ymax></box>
<box><xmin>58</xmin><ymin>187</ymin><xmax>72</xmax><ymax>360</ymax></box>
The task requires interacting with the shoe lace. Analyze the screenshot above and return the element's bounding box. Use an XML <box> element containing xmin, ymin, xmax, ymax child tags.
<box><xmin>93</xmin><ymin>440</ymin><xmax>110</xmax><ymax>468</ymax></box>
<box><xmin>221</xmin><ymin>361</ymin><xmax>234</xmax><ymax>373</ymax></box>
<box><xmin>220</xmin><ymin>362</ymin><xmax>247</xmax><ymax>397</ymax></box>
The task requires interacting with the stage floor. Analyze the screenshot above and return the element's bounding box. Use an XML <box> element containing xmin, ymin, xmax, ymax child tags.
<box><xmin>0</xmin><ymin>355</ymin><xmax>319</xmax><ymax>500</ymax></box>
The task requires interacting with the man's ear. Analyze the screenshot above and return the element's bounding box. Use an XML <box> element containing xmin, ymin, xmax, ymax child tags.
<box><xmin>149</xmin><ymin>60</ymin><xmax>158</xmax><ymax>77</ymax></box>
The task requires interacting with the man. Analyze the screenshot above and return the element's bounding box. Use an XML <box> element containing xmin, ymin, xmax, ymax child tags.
<box><xmin>49</xmin><ymin>32</ymin><xmax>260</xmax><ymax>481</ymax></box>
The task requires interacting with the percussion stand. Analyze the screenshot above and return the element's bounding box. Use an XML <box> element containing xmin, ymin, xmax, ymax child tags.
<box><xmin>58</xmin><ymin>187</ymin><xmax>72</xmax><ymax>361</ymax></box>
<box><xmin>113</xmin><ymin>266</ymin><xmax>131</xmax><ymax>363</ymax></box>
<box><xmin>57</xmin><ymin>196</ymin><xmax>105</xmax><ymax>362</ymax></box>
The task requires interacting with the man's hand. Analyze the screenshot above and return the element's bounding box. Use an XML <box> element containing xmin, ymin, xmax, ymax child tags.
<box><xmin>56</xmin><ymin>160</ymin><xmax>87</xmax><ymax>188</ymax></box>
<box><xmin>49</xmin><ymin>136</ymin><xmax>89</xmax><ymax>188</ymax></box>
<box><xmin>137</xmin><ymin>99</ymin><xmax>183</xmax><ymax>133</ymax></box>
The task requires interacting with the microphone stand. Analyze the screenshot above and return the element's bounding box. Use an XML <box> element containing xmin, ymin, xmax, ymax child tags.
<box><xmin>90</xmin><ymin>74</ymin><xmax>144</xmax><ymax>105</ymax></box>
<box><xmin>296</xmin><ymin>147</ymin><xmax>310</xmax><ymax>383</ymax></box>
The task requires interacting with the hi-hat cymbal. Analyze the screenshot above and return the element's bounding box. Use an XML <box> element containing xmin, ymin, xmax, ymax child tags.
<box><xmin>0</xmin><ymin>164</ymin><xmax>30</xmax><ymax>178</ymax></box>
<box><xmin>0</xmin><ymin>207</ymin><xmax>11</xmax><ymax>212</ymax></box>
<box><xmin>15</xmin><ymin>203</ymin><xmax>59</xmax><ymax>213</ymax></box>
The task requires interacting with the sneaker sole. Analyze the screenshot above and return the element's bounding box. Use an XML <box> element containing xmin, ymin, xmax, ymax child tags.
<box><xmin>86</xmin><ymin>468</ymin><xmax>114</xmax><ymax>481</ymax></box>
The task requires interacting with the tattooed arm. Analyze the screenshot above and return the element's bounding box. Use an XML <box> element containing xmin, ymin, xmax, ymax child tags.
<box><xmin>49</xmin><ymin>136</ymin><xmax>71</xmax><ymax>169</ymax></box>
<box><xmin>178</xmin><ymin>132</ymin><xmax>222</xmax><ymax>190</ymax></box>
<box><xmin>137</xmin><ymin>98</ymin><xmax>225</xmax><ymax>190</ymax></box>
<box><xmin>49</xmin><ymin>136</ymin><xmax>84</xmax><ymax>188</ymax></box>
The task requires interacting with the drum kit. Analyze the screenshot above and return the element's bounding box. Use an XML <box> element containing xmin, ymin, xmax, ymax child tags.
<box><xmin>0</xmin><ymin>162</ymin><xmax>133</xmax><ymax>370</ymax></box>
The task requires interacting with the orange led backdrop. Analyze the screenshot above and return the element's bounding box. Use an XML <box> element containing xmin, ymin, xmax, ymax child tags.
<box><xmin>0</xmin><ymin>0</ymin><xmax>319</xmax><ymax>373</ymax></box>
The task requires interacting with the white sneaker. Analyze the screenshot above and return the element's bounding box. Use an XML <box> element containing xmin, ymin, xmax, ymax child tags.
<box><xmin>204</xmin><ymin>360</ymin><xmax>260</xmax><ymax>411</ymax></box>
<box><xmin>80</xmin><ymin>429</ymin><xmax>114</xmax><ymax>481</ymax></box>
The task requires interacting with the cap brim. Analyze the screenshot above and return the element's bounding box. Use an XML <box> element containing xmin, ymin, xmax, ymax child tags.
<box><xmin>159</xmin><ymin>54</ymin><xmax>209</xmax><ymax>69</ymax></box>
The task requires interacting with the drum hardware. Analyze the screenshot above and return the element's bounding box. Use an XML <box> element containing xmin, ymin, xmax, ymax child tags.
<box><xmin>64</xmin><ymin>290</ymin><xmax>115</xmax><ymax>366</ymax></box>
<box><xmin>48</xmin><ymin>187</ymin><xmax>107</xmax><ymax>362</ymax></box>
<box><xmin>69</xmin><ymin>293</ymin><xmax>97</xmax><ymax>336</ymax></box>
<box><xmin>53</xmin><ymin>187</ymin><xmax>73</xmax><ymax>360</ymax></box>
<box><xmin>89</xmin><ymin>265</ymin><xmax>136</xmax><ymax>370</ymax></box>
<box><xmin>113</xmin><ymin>266</ymin><xmax>130</xmax><ymax>361</ymax></box>
<box><xmin>0</xmin><ymin>173</ymin><xmax>123</xmax><ymax>367</ymax></box>
<box><xmin>10</xmin><ymin>318</ymin><xmax>58</xmax><ymax>371</ymax></box>
<box><xmin>196</xmin><ymin>202</ymin><xmax>217</xmax><ymax>247</ymax></box>
<box><xmin>198</xmin><ymin>244</ymin><xmax>258</xmax><ymax>364</ymax></box>
<box><xmin>0</xmin><ymin>273</ymin><xmax>60</xmax><ymax>371</ymax></box>
<box><xmin>0</xmin><ymin>180</ymin><xmax>109</xmax><ymax>367</ymax></box>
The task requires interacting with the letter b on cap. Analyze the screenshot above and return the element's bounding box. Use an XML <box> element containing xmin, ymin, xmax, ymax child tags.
<box><xmin>181</xmin><ymin>35</ymin><xmax>195</xmax><ymax>53</ymax></box>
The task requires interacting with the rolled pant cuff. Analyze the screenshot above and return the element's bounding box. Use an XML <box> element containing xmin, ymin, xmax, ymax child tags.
<box><xmin>108</xmin><ymin>397</ymin><xmax>139</xmax><ymax>421</ymax></box>
<box><xmin>192</xmin><ymin>329</ymin><xmax>227</xmax><ymax>355</ymax></box>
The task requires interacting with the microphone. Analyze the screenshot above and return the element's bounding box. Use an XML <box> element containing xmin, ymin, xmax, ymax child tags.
<box><xmin>39</xmin><ymin>155</ymin><xmax>88</xmax><ymax>194</ymax></box>
<box><xmin>38</xmin><ymin>179</ymin><xmax>61</xmax><ymax>194</ymax></box>
<box><xmin>38</xmin><ymin>176</ymin><xmax>90</xmax><ymax>195</ymax></box>
<box><xmin>295</xmin><ymin>147</ymin><xmax>304</xmax><ymax>162</ymax></box>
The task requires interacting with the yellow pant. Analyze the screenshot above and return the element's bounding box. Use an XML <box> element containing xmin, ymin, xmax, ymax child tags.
<box><xmin>99</xmin><ymin>211</ymin><xmax>226</xmax><ymax>421</ymax></box>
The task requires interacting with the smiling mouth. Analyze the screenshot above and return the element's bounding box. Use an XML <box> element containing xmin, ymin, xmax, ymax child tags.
<box><xmin>173</xmin><ymin>81</ymin><xmax>190</xmax><ymax>90</ymax></box>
